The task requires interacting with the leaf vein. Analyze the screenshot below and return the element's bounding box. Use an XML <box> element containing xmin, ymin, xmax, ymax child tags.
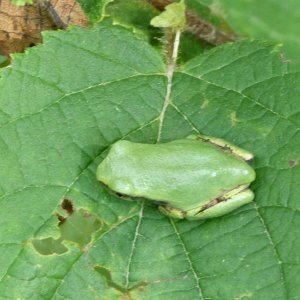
<box><xmin>181</xmin><ymin>72</ymin><xmax>300</xmax><ymax>130</ymax></box>
<box><xmin>170</xmin><ymin>219</ymin><xmax>204</xmax><ymax>300</ymax></box>
<box><xmin>254</xmin><ymin>202</ymin><xmax>288</xmax><ymax>299</ymax></box>
<box><xmin>0</xmin><ymin>117</ymin><xmax>159</xmax><ymax>285</ymax></box>
<box><xmin>0</xmin><ymin>74</ymin><xmax>162</xmax><ymax>132</ymax></box>
<box><xmin>125</xmin><ymin>201</ymin><xmax>144</xmax><ymax>288</ymax></box>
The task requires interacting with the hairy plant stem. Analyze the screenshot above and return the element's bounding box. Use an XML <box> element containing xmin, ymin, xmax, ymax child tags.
<box><xmin>148</xmin><ymin>0</ymin><xmax>236</xmax><ymax>45</ymax></box>
<box><xmin>157</xmin><ymin>28</ymin><xmax>181</xmax><ymax>142</ymax></box>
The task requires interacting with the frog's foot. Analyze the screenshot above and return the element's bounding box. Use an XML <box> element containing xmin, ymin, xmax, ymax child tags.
<box><xmin>158</xmin><ymin>205</ymin><xmax>186</xmax><ymax>219</ymax></box>
<box><xmin>187</xmin><ymin>134</ymin><xmax>253</xmax><ymax>162</ymax></box>
<box><xmin>188</xmin><ymin>188</ymin><xmax>254</xmax><ymax>220</ymax></box>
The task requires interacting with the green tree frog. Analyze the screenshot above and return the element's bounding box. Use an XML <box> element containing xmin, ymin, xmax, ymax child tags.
<box><xmin>96</xmin><ymin>135</ymin><xmax>256</xmax><ymax>220</ymax></box>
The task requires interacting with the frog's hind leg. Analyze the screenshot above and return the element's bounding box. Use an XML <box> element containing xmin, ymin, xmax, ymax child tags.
<box><xmin>187</xmin><ymin>189</ymin><xmax>254</xmax><ymax>220</ymax></box>
<box><xmin>187</xmin><ymin>134</ymin><xmax>253</xmax><ymax>161</ymax></box>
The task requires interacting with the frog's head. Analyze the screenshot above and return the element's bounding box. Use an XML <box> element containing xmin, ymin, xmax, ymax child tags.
<box><xmin>97</xmin><ymin>140</ymin><xmax>136</xmax><ymax>195</ymax></box>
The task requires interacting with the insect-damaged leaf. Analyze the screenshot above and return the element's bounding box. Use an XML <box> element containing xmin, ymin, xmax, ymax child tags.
<box><xmin>0</xmin><ymin>22</ymin><xmax>298</xmax><ymax>300</ymax></box>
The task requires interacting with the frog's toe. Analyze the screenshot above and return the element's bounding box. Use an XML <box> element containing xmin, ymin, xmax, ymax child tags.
<box><xmin>158</xmin><ymin>205</ymin><xmax>185</xmax><ymax>219</ymax></box>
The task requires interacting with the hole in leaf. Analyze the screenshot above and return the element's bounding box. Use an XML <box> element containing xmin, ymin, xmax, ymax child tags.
<box><xmin>94</xmin><ymin>265</ymin><xmax>148</xmax><ymax>294</ymax></box>
<box><xmin>32</xmin><ymin>200</ymin><xmax>102</xmax><ymax>255</ymax></box>
<box><xmin>32</xmin><ymin>237</ymin><xmax>67</xmax><ymax>255</ymax></box>
<box><xmin>95</xmin><ymin>265</ymin><xmax>128</xmax><ymax>293</ymax></box>
<box><xmin>289</xmin><ymin>159</ymin><xmax>298</xmax><ymax>168</ymax></box>
<box><xmin>59</xmin><ymin>209</ymin><xmax>102</xmax><ymax>247</ymax></box>
<box><xmin>61</xmin><ymin>198</ymin><xmax>74</xmax><ymax>214</ymax></box>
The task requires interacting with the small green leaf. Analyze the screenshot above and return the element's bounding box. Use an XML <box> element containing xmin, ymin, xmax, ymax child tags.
<box><xmin>151</xmin><ymin>0</ymin><xmax>186</xmax><ymax>29</ymax></box>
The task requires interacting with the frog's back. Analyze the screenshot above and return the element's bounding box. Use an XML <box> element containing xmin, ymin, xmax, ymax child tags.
<box><xmin>97</xmin><ymin>139</ymin><xmax>255</xmax><ymax>211</ymax></box>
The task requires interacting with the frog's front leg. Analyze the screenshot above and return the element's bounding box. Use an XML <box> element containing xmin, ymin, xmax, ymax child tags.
<box><xmin>158</xmin><ymin>205</ymin><xmax>186</xmax><ymax>219</ymax></box>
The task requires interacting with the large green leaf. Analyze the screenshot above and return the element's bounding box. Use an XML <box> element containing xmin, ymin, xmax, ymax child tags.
<box><xmin>0</xmin><ymin>22</ymin><xmax>299</xmax><ymax>300</ymax></box>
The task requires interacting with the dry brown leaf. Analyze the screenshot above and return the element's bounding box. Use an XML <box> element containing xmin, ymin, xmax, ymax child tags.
<box><xmin>48</xmin><ymin>0</ymin><xmax>88</xmax><ymax>28</ymax></box>
<box><xmin>0</xmin><ymin>0</ymin><xmax>88</xmax><ymax>57</ymax></box>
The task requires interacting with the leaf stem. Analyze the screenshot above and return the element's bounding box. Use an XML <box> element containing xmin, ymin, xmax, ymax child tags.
<box><xmin>148</xmin><ymin>0</ymin><xmax>236</xmax><ymax>45</ymax></box>
<box><xmin>157</xmin><ymin>28</ymin><xmax>181</xmax><ymax>142</ymax></box>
